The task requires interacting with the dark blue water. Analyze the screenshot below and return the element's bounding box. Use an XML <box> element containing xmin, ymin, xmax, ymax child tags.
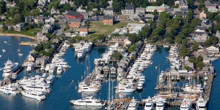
<box><xmin>208</xmin><ymin>58</ymin><xmax>220</xmax><ymax>110</ymax></box>
<box><xmin>0</xmin><ymin>37</ymin><xmax>219</xmax><ymax>110</ymax></box>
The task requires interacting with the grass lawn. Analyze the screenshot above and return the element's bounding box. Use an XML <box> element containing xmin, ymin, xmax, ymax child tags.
<box><xmin>89</xmin><ymin>21</ymin><xmax>128</xmax><ymax>36</ymax></box>
<box><xmin>7</xmin><ymin>28</ymin><xmax>41</xmax><ymax>37</ymax></box>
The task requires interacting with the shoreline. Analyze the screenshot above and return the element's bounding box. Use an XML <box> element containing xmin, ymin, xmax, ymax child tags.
<box><xmin>0</xmin><ymin>33</ymin><xmax>37</xmax><ymax>40</ymax></box>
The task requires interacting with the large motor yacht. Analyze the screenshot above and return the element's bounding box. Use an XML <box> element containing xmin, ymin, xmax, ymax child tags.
<box><xmin>196</xmin><ymin>95</ymin><xmax>207</xmax><ymax>110</ymax></box>
<box><xmin>180</xmin><ymin>97</ymin><xmax>192</xmax><ymax>110</ymax></box>
<box><xmin>70</xmin><ymin>96</ymin><xmax>104</xmax><ymax>106</ymax></box>
<box><xmin>128</xmin><ymin>97</ymin><xmax>139</xmax><ymax>110</ymax></box>
<box><xmin>21</xmin><ymin>90</ymin><xmax>46</xmax><ymax>101</ymax></box>
<box><xmin>156</xmin><ymin>97</ymin><xmax>165</xmax><ymax>110</ymax></box>
<box><xmin>144</xmin><ymin>96</ymin><xmax>153</xmax><ymax>110</ymax></box>
<box><xmin>0</xmin><ymin>84</ymin><xmax>19</xmax><ymax>95</ymax></box>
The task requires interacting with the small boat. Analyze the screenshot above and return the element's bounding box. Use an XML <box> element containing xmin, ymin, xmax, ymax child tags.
<box><xmin>4</xmin><ymin>41</ymin><xmax>7</xmax><ymax>43</ymax></box>
<box><xmin>70</xmin><ymin>96</ymin><xmax>104</xmax><ymax>106</ymax></box>
<box><xmin>155</xmin><ymin>66</ymin><xmax>158</xmax><ymax>69</ymax></box>
<box><xmin>18</xmin><ymin>53</ymin><xmax>23</xmax><ymax>56</ymax></box>
<box><xmin>0</xmin><ymin>55</ymin><xmax>2</xmax><ymax>58</ymax></box>
<box><xmin>57</xmin><ymin>66</ymin><xmax>63</xmax><ymax>74</ymax></box>
<box><xmin>145</xmin><ymin>96</ymin><xmax>153</xmax><ymax>110</ymax></box>
<box><xmin>180</xmin><ymin>97</ymin><xmax>192</xmax><ymax>110</ymax></box>
<box><xmin>2</xmin><ymin>49</ymin><xmax>6</xmax><ymax>53</ymax></box>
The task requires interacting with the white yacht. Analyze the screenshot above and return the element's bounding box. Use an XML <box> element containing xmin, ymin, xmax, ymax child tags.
<box><xmin>196</xmin><ymin>95</ymin><xmax>206</xmax><ymax>110</ymax></box>
<box><xmin>70</xmin><ymin>96</ymin><xmax>104</xmax><ymax>106</ymax></box>
<box><xmin>180</xmin><ymin>98</ymin><xmax>192</xmax><ymax>110</ymax></box>
<box><xmin>46</xmin><ymin>75</ymin><xmax>55</xmax><ymax>84</ymax></box>
<box><xmin>77</xmin><ymin>49</ymin><xmax>86</xmax><ymax>58</ymax></box>
<box><xmin>3</xmin><ymin>60</ymin><xmax>19</xmax><ymax>78</ymax></box>
<box><xmin>18</xmin><ymin>53</ymin><xmax>23</xmax><ymax>56</ymax></box>
<box><xmin>2</xmin><ymin>49</ymin><xmax>6</xmax><ymax>53</ymax></box>
<box><xmin>144</xmin><ymin>96</ymin><xmax>153</xmax><ymax>110</ymax></box>
<box><xmin>21</xmin><ymin>90</ymin><xmax>46</xmax><ymax>101</ymax></box>
<box><xmin>117</xmin><ymin>85</ymin><xmax>136</xmax><ymax>93</ymax></box>
<box><xmin>156</xmin><ymin>97</ymin><xmax>165</xmax><ymax>110</ymax></box>
<box><xmin>57</xmin><ymin>66</ymin><xmax>63</xmax><ymax>74</ymax></box>
<box><xmin>128</xmin><ymin>97</ymin><xmax>139</xmax><ymax>110</ymax></box>
<box><xmin>0</xmin><ymin>84</ymin><xmax>19</xmax><ymax>95</ymax></box>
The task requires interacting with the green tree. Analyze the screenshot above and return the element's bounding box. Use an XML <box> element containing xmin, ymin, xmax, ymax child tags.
<box><xmin>112</xmin><ymin>0</ymin><xmax>124</xmax><ymax>12</ymax></box>
<box><xmin>0</xmin><ymin>1</ymin><xmax>6</xmax><ymax>14</ymax></box>
<box><xmin>112</xmin><ymin>52</ymin><xmax>123</xmax><ymax>61</ymax></box>
<box><xmin>192</xmin><ymin>42</ymin><xmax>199</xmax><ymax>51</ymax></box>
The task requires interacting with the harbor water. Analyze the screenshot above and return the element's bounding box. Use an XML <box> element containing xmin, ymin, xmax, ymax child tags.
<box><xmin>0</xmin><ymin>36</ymin><xmax>219</xmax><ymax>110</ymax></box>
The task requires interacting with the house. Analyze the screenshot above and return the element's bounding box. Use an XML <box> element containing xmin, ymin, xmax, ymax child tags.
<box><xmin>175</xmin><ymin>0</ymin><xmax>188</xmax><ymax>9</ymax></box>
<box><xmin>45</xmin><ymin>17</ymin><xmax>55</xmax><ymax>24</ymax></box>
<box><xmin>199</xmin><ymin>11</ymin><xmax>207</xmax><ymax>19</ymax></box>
<box><xmin>127</xmin><ymin>23</ymin><xmax>146</xmax><ymax>34</ymax></box>
<box><xmin>36</xmin><ymin>32</ymin><xmax>49</xmax><ymax>42</ymax></box>
<box><xmin>65</xmin><ymin>11</ymin><xmax>84</xmax><ymax>20</ymax></box>
<box><xmin>121</xmin><ymin>4</ymin><xmax>135</xmax><ymax>15</ymax></box>
<box><xmin>215</xmin><ymin>30</ymin><xmax>220</xmax><ymax>40</ymax></box>
<box><xmin>60</xmin><ymin>0</ymin><xmax>68</xmax><ymax>5</ymax></box>
<box><xmin>173</xmin><ymin>11</ymin><xmax>188</xmax><ymax>18</ymax></box>
<box><xmin>135</xmin><ymin>8</ymin><xmax>146</xmax><ymax>15</ymax></box>
<box><xmin>51</xmin><ymin>7</ymin><xmax>60</xmax><ymax>15</ymax></box>
<box><xmin>148</xmin><ymin>0</ymin><xmax>157</xmax><ymax>2</ymax></box>
<box><xmin>6</xmin><ymin>1</ymin><xmax>16</xmax><ymax>8</ymax></box>
<box><xmin>146</xmin><ymin>4</ymin><xmax>170</xmax><ymax>13</ymax></box>
<box><xmin>81</xmin><ymin>12</ymin><xmax>89</xmax><ymax>19</ymax></box>
<box><xmin>68</xmin><ymin>18</ymin><xmax>82</xmax><ymax>28</ymax></box>
<box><xmin>192</xmin><ymin>31</ymin><xmax>209</xmax><ymax>42</ymax></box>
<box><xmin>25</xmin><ymin>16</ymin><xmax>34</xmax><ymax>23</ymax></box>
<box><xmin>103</xmin><ymin>8</ymin><xmax>114</xmax><ymax>16</ymax></box>
<box><xmin>35</xmin><ymin>56</ymin><xmax>48</xmax><ymax>67</ymax></box>
<box><xmin>205</xmin><ymin>0</ymin><xmax>218</xmax><ymax>12</ymax></box>
<box><xmin>108</xmin><ymin>37</ymin><xmax>131</xmax><ymax>46</ymax></box>
<box><xmin>206</xmin><ymin>46</ymin><xmax>219</xmax><ymax>53</ymax></box>
<box><xmin>33</xmin><ymin>16</ymin><xmax>44</xmax><ymax>24</ymax></box>
<box><xmin>79</xmin><ymin>26</ymin><xmax>89</xmax><ymax>37</ymax></box>
<box><xmin>117</xmin><ymin>15</ymin><xmax>129</xmax><ymax>21</ymax></box>
<box><xmin>195</xmin><ymin>26</ymin><xmax>207</xmax><ymax>32</ymax></box>
<box><xmin>38</xmin><ymin>0</ymin><xmax>49</xmax><ymax>6</ymax></box>
<box><xmin>144</xmin><ymin>14</ymin><xmax>155</xmax><ymax>21</ymax></box>
<box><xmin>13</xmin><ymin>23</ymin><xmax>25</xmax><ymax>31</ymax></box>
<box><xmin>103</xmin><ymin>15</ymin><xmax>114</xmax><ymax>25</ymax></box>
<box><xmin>42</xmin><ymin>24</ymin><xmax>54</xmax><ymax>34</ymax></box>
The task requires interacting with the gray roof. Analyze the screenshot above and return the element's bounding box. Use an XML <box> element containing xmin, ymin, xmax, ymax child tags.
<box><xmin>66</xmin><ymin>11</ymin><xmax>79</xmax><ymax>16</ymax></box>
<box><xmin>80</xmin><ymin>26</ymin><xmax>88</xmax><ymax>29</ymax></box>
<box><xmin>125</xmin><ymin>4</ymin><xmax>135</xmax><ymax>10</ymax></box>
<box><xmin>205</xmin><ymin>0</ymin><xmax>216</xmax><ymax>6</ymax></box>
<box><xmin>103</xmin><ymin>15</ymin><xmax>113</xmax><ymax>20</ymax></box>
<box><xmin>217</xmin><ymin>0</ymin><xmax>220</xmax><ymax>5</ymax></box>
<box><xmin>67</xmin><ymin>18</ymin><xmax>82</xmax><ymax>22</ymax></box>
<box><xmin>104</xmin><ymin>8</ymin><xmax>113</xmax><ymax>10</ymax></box>
<box><xmin>195</xmin><ymin>26</ymin><xmax>207</xmax><ymax>30</ymax></box>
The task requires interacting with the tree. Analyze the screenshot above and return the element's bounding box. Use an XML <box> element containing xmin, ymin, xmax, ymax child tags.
<box><xmin>204</xmin><ymin>35</ymin><xmax>219</xmax><ymax>47</ymax></box>
<box><xmin>0</xmin><ymin>1</ymin><xmax>6</xmax><ymax>14</ymax></box>
<box><xmin>112</xmin><ymin>52</ymin><xmax>122</xmax><ymax>61</ymax></box>
<box><xmin>192</xmin><ymin>42</ymin><xmax>199</xmax><ymax>51</ymax></box>
<box><xmin>128</xmin><ymin>44</ymin><xmax>136</xmax><ymax>53</ymax></box>
<box><xmin>112</xmin><ymin>0</ymin><xmax>124</xmax><ymax>12</ymax></box>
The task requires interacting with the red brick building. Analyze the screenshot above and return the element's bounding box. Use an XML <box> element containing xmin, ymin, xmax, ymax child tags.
<box><xmin>65</xmin><ymin>11</ymin><xmax>84</xmax><ymax>19</ymax></box>
<box><xmin>103</xmin><ymin>16</ymin><xmax>114</xmax><ymax>25</ymax></box>
<box><xmin>68</xmin><ymin>19</ymin><xmax>82</xmax><ymax>28</ymax></box>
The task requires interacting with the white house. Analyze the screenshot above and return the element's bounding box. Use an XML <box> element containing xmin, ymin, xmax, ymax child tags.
<box><xmin>206</xmin><ymin>46</ymin><xmax>219</xmax><ymax>53</ymax></box>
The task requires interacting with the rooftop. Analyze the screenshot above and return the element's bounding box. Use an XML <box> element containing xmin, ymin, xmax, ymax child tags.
<box><xmin>103</xmin><ymin>15</ymin><xmax>113</xmax><ymax>20</ymax></box>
